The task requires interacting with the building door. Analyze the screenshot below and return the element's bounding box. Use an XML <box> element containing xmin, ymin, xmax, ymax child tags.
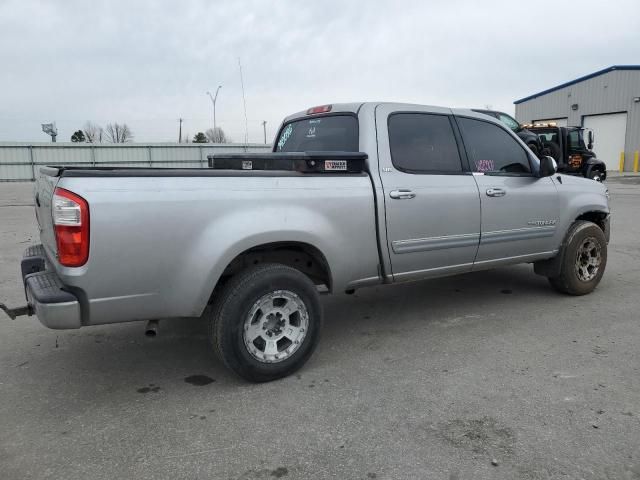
<box><xmin>583</xmin><ymin>113</ymin><xmax>628</xmax><ymax>171</ymax></box>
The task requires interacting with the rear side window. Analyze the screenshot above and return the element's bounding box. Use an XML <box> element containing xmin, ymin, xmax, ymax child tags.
<box><xmin>457</xmin><ymin>117</ymin><xmax>531</xmax><ymax>174</ymax></box>
<box><xmin>388</xmin><ymin>113</ymin><xmax>462</xmax><ymax>173</ymax></box>
<box><xmin>275</xmin><ymin>115</ymin><xmax>358</xmax><ymax>152</ymax></box>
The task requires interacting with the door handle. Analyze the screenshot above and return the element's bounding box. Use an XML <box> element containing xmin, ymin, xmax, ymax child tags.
<box><xmin>389</xmin><ymin>189</ymin><xmax>416</xmax><ymax>200</ymax></box>
<box><xmin>486</xmin><ymin>188</ymin><xmax>506</xmax><ymax>197</ymax></box>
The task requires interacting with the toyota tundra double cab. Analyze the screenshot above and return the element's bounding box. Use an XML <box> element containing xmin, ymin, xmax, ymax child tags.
<box><xmin>1</xmin><ymin>102</ymin><xmax>610</xmax><ymax>382</ymax></box>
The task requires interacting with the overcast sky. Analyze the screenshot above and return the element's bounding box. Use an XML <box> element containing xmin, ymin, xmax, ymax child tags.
<box><xmin>1</xmin><ymin>0</ymin><xmax>638</xmax><ymax>143</ymax></box>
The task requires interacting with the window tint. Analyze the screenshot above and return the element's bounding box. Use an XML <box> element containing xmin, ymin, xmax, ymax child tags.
<box><xmin>388</xmin><ymin>113</ymin><xmax>462</xmax><ymax>173</ymax></box>
<box><xmin>275</xmin><ymin>115</ymin><xmax>358</xmax><ymax>152</ymax></box>
<box><xmin>458</xmin><ymin>117</ymin><xmax>531</xmax><ymax>174</ymax></box>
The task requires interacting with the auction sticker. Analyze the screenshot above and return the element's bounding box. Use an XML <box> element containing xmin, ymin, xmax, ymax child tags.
<box><xmin>324</xmin><ymin>160</ymin><xmax>347</xmax><ymax>171</ymax></box>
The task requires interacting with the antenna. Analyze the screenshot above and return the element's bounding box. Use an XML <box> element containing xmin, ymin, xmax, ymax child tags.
<box><xmin>238</xmin><ymin>58</ymin><xmax>249</xmax><ymax>148</ymax></box>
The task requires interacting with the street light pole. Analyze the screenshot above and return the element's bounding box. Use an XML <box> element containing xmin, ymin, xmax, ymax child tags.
<box><xmin>206</xmin><ymin>85</ymin><xmax>222</xmax><ymax>131</ymax></box>
<box><xmin>262</xmin><ymin>120</ymin><xmax>267</xmax><ymax>144</ymax></box>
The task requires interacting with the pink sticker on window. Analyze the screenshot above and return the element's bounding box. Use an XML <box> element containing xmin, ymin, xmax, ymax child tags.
<box><xmin>475</xmin><ymin>159</ymin><xmax>494</xmax><ymax>172</ymax></box>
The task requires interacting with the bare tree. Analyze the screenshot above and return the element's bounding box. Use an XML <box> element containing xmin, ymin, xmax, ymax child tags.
<box><xmin>205</xmin><ymin>126</ymin><xmax>229</xmax><ymax>144</ymax></box>
<box><xmin>105</xmin><ymin>123</ymin><xmax>133</xmax><ymax>143</ymax></box>
<box><xmin>83</xmin><ymin>122</ymin><xmax>104</xmax><ymax>143</ymax></box>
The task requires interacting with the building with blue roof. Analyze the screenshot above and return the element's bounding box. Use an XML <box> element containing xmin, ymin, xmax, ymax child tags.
<box><xmin>514</xmin><ymin>66</ymin><xmax>640</xmax><ymax>171</ymax></box>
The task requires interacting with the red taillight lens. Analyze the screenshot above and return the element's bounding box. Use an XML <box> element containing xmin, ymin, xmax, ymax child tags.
<box><xmin>53</xmin><ymin>188</ymin><xmax>89</xmax><ymax>267</ymax></box>
<box><xmin>306</xmin><ymin>105</ymin><xmax>332</xmax><ymax>115</ymax></box>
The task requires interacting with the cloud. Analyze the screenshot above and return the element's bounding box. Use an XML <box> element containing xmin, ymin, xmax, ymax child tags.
<box><xmin>1</xmin><ymin>0</ymin><xmax>638</xmax><ymax>142</ymax></box>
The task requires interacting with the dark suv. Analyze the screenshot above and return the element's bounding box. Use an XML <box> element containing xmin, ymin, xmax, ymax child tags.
<box><xmin>472</xmin><ymin>109</ymin><xmax>545</xmax><ymax>157</ymax></box>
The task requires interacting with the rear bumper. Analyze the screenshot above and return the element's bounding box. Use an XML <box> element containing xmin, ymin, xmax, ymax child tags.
<box><xmin>22</xmin><ymin>245</ymin><xmax>81</xmax><ymax>329</ymax></box>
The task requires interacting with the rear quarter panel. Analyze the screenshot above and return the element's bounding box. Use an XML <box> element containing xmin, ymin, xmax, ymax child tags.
<box><xmin>53</xmin><ymin>174</ymin><xmax>379</xmax><ymax>325</ymax></box>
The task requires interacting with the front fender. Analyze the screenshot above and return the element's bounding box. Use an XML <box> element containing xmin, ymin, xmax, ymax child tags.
<box><xmin>583</xmin><ymin>158</ymin><xmax>607</xmax><ymax>178</ymax></box>
<box><xmin>551</xmin><ymin>174</ymin><xmax>609</xmax><ymax>244</ymax></box>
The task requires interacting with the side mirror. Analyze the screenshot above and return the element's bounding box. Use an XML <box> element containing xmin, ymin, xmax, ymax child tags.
<box><xmin>587</xmin><ymin>130</ymin><xmax>594</xmax><ymax>150</ymax></box>
<box><xmin>539</xmin><ymin>156</ymin><xmax>557</xmax><ymax>177</ymax></box>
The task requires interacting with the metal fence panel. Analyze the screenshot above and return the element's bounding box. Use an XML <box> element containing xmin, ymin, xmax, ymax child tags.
<box><xmin>0</xmin><ymin>143</ymin><xmax>272</xmax><ymax>181</ymax></box>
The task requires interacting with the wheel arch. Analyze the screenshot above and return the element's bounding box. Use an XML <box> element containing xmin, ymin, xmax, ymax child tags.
<box><xmin>534</xmin><ymin>214</ymin><xmax>608</xmax><ymax>278</ymax></box>
<box><xmin>210</xmin><ymin>241</ymin><xmax>333</xmax><ymax>301</ymax></box>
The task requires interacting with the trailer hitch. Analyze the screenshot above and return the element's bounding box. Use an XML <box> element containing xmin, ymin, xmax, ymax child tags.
<box><xmin>0</xmin><ymin>303</ymin><xmax>32</xmax><ymax>320</ymax></box>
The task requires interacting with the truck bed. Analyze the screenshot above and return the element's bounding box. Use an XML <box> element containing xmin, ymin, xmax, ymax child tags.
<box><xmin>35</xmin><ymin>166</ymin><xmax>381</xmax><ymax>327</ymax></box>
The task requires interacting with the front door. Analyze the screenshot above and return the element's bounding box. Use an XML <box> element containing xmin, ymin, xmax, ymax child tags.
<box><xmin>376</xmin><ymin>105</ymin><xmax>481</xmax><ymax>281</ymax></box>
<box><xmin>455</xmin><ymin>115</ymin><xmax>559</xmax><ymax>267</ymax></box>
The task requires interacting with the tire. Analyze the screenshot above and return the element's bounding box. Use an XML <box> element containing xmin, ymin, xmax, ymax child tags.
<box><xmin>208</xmin><ymin>263</ymin><xmax>323</xmax><ymax>382</ymax></box>
<box><xmin>527</xmin><ymin>142</ymin><xmax>540</xmax><ymax>158</ymax></box>
<box><xmin>544</xmin><ymin>141</ymin><xmax>562</xmax><ymax>163</ymax></box>
<box><xmin>588</xmin><ymin>169</ymin><xmax>604</xmax><ymax>182</ymax></box>
<box><xmin>548</xmin><ymin>221</ymin><xmax>607</xmax><ymax>295</ymax></box>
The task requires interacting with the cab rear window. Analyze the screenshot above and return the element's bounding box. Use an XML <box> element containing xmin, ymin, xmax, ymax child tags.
<box><xmin>275</xmin><ymin>115</ymin><xmax>358</xmax><ymax>152</ymax></box>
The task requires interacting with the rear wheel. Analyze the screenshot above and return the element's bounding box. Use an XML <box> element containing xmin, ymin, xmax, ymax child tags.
<box><xmin>208</xmin><ymin>263</ymin><xmax>322</xmax><ymax>382</ymax></box>
<box><xmin>548</xmin><ymin>221</ymin><xmax>607</xmax><ymax>295</ymax></box>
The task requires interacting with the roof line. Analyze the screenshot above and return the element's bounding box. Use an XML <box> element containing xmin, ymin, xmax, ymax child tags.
<box><xmin>513</xmin><ymin>65</ymin><xmax>640</xmax><ymax>105</ymax></box>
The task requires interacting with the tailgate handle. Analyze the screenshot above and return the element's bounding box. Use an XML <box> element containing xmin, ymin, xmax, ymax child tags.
<box><xmin>389</xmin><ymin>189</ymin><xmax>416</xmax><ymax>200</ymax></box>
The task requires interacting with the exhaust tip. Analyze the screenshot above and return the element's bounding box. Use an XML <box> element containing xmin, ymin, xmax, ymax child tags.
<box><xmin>144</xmin><ymin>320</ymin><xmax>158</xmax><ymax>338</ymax></box>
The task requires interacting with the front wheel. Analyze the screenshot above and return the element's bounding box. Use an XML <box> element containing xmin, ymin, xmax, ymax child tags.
<box><xmin>548</xmin><ymin>221</ymin><xmax>607</xmax><ymax>295</ymax></box>
<box><xmin>208</xmin><ymin>263</ymin><xmax>323</xmax><ymax>382</ymax></box>
<box><xmin>527</xmin><ymin>142</ymin><xmax>540</xmax><ymax>158</ymax></box>
<box><xmin>588</xmin><ymin>169</ymin><xmax>604</xmax><ymax>182</ymax></box>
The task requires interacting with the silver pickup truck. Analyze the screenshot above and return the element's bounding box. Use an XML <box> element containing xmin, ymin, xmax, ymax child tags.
<box><xmin>2</xmin><ymin>102</ymin><xmax>610</xmax><ymax>382</ymax></box>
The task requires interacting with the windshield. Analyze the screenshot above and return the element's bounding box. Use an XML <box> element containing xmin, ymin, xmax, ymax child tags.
<box><xmin>275</xmin><ymin>115</ymin><xmax>358</xmax><ymax>152</ymax></box>
<box><xmin>497</xmin><ymin>113</ymin><xmax>521</xmax><ymax>132</ymax></box>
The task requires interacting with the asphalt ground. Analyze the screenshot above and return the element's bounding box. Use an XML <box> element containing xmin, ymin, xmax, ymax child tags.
<box><xmin>1</xmin><ymin>178</ymin><xmax>639</xmax><ymax>480</ymax></box>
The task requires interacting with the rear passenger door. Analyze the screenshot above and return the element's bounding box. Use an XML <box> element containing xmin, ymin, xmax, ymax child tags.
<box><xmin>455</xmin><ymin>115</ymin><xmax>559</xmax><ymax>267</ymax></box>
<box><xmin>376</xmin><ymin>105</ymin><xmax>481</xmax><ymax>281</ymax></box>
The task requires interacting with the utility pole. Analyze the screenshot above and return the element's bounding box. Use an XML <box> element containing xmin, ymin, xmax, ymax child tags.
<box><xmin>206</xmin><ymin>85</ymin><xmax>222</xmax><ymax>131</ymax></box>
<box><xmin>262</xmin><ymin>120</ymin><xmax>267</xmax><ymax>144</ymax></box>
<box><xmin>238</xmin><ymin>58</ymin><xmax>249</xmax><ymax>146</ymax></box>
<box><xmin>178</xmin><ymin>118</ymin><xmax>183</xmax><ymax>143</ymax></box>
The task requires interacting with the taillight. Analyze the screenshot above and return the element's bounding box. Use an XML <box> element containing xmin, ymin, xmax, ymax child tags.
<box><xmin>53</xmin><ymin>188</ymin><xmax>89</xmax><ymax>267</ymax></box>
<box><xmin>306</xmin><ymin>105</ymin><xmax>332</xmax><ymax>115</ymax></box>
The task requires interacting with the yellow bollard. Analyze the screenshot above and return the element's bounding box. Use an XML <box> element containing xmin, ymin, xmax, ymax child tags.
<box><xmin>619</xmin><ymin>152</ymin><xmax>625</xmax><ymax>172</ymax></box>
<box><xmin>635</xmin><ymin>151</ymin><xmax>639</xmax><ymax>173</ymax></box>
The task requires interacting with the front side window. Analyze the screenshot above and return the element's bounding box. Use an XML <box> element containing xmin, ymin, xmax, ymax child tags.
<box><xmin>275</xmin><ymin>115</ymin><xmax>358</xmax><ymax>152</ymax></box>
<box><xmin>388</xmin><ymin>113</ymin><xmax>462</xmax><ymax>173</ymax></box>
<box><xmin>568</xmin><ymin>130</ymin><xmax>585</xmax><ymax>150</ymax></box>
<box><xmin>457</xmin><ymin>117</ymin><xmax>531</xmax><ymax>175</ymax></box>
